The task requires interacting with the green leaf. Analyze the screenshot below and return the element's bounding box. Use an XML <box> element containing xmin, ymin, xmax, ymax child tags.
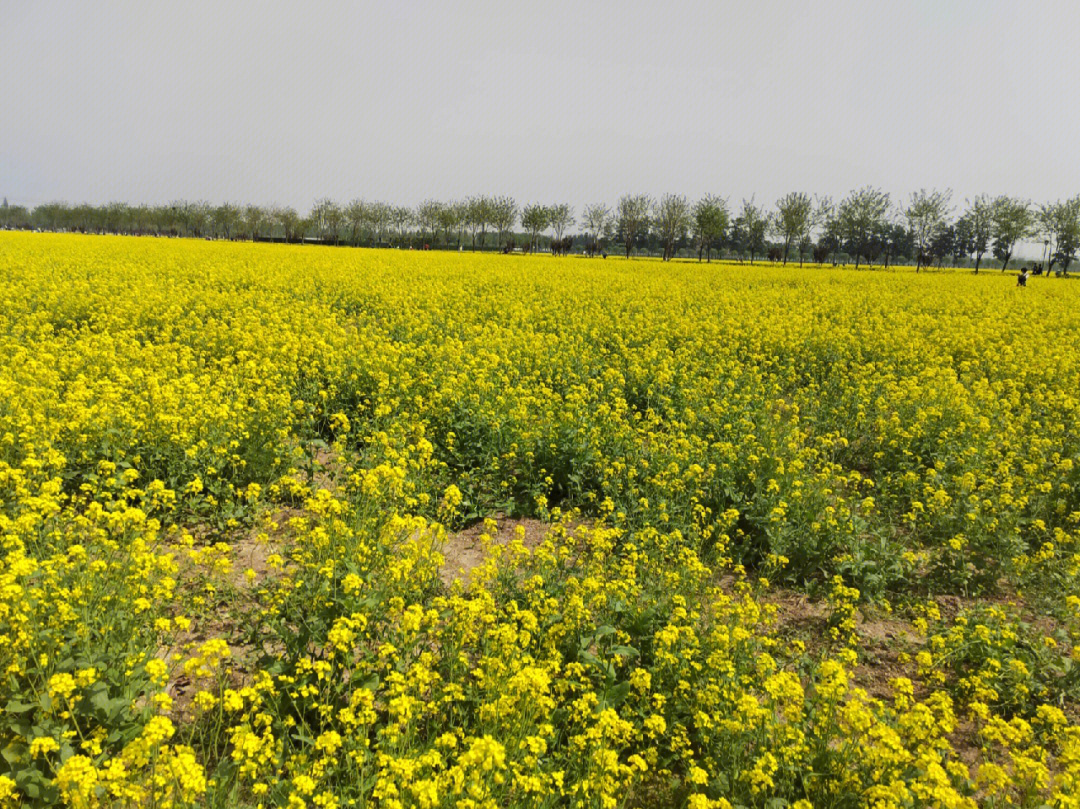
<box><xmin>602</xmin><ymin>680</ymin><xmax>632</xmax><ymax>708</ymax></box>
<box><xmin>1</xmin><ymin>743</ymin><xmax>27</xmax><ymax>766</ymax></box>
<box><xmin>581</xmin><ymin>624</ymin><xmax>616</xmax><ymax>649</ymax></box>
<box><xmin>90</xmin><ymin>692</ymin><xmax>113</xmax><ymax>715</ymax></box>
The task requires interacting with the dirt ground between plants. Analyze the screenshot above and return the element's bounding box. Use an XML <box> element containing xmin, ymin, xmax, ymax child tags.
<box><xmin>438</xmin><ymin>514</ymin><xmax>553</xmax><ymax>586</ymax></box>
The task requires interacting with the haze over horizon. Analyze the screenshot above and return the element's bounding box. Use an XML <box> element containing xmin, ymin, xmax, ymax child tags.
<box><xmin>3</xmin><ymin>0</ymin><xmax>1079</xmax><ymax>218</ymax></box>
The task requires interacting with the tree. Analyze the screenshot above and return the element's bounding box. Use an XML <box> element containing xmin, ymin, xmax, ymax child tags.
<box><xmin>181</xmin><ymin>201</ymin><xmax>212</xmax><ymax>238</ymax></box>
<box><xmin>451</xmin><ymin>201</ymin><xmax>469</xmax><ymax>247</ymax></box>
<box><xmin>521</xmin><ymin>204</ymin><xmax>550</xmax><ymax>253</ymax></box>
<box><xmin>344</xmin><ymin>200</ymin><xmax>367</xmax><ymax>246</ymax></box>
<box><xmin>129</xmin><ymin>204</ymin><xmax>152</xmax><ymax>235</ymax></box>
<box><xmin>616</xmin><ymin>194</ymin><xmax>652</xmax><ymax>259</ymax></box>
<box><xmin>437</xmin><ymin>202</ymin><xmax>462</xmax><ymax>247</ymax></box>
<box><xmin>904</xmin><ymin>189</ymin><xmax>952</xmax><ymax>272</ymax></box>
<box><xmin>655</xmin><ymin>194</ymin><xmax>691</xmax><ymax>261</ymax></box>
<box><xmin>31</xmin><ymin>202</ymin><xmax>64</xmax><ymax>231</ymax></box>
<box><xmin>274</xmin><ymin>206</ymin><xmax>299</xmax><ymax>243</ymax></box>
<box><xmin>691</xmin><ymin>195</ymin><xmax>729</xmax><ymax>262</ymax></box>
<box><xmin>880</xmin><ymin>221</ymin><xmax>912</xmax><ymax>270</ymax></box>
<box><xmin>390</xmin><ymin>206</ymin><xmax>413</xmax><ymax>246</ymax></box>
<box><xmin>814</xmin><ymin>196</ymin><xmax>840</xmax><ymax>264</ymax></box>
<box><xmin>241</xmin><ymin>205</ymin><xmax>266</xmax><ymax>241</ymax></box>
<box><xmin>953</xmin><ymin>195</ymin><xmax>994</xmax><ymax>273</ymax></box>
<box><xmin>735</xmin><ymin>198</ymin><xmax>769</xmax><ymax>264</ymax></box>
<box><xmin>548</xmin><ymin>204</ymin><xmax>574</xmax><ymax>243</ymax></box>
<box><xmin>297</xmin><ymin>213</ymin><xmax>315</xmax><ymax>242</ymax></box>
<box><xmin>7</xmin><ymin>203</ymin><xmax>31</xmax><ymax>230</ymax></box>
<box><xmin>102</xmin><ymin>201</ymin><xmax>129</xmax><ymax>234</ymax></box>
<box><xmin>929</xmin><ymin>225</ymin><xmax>956</xmax><ymax>268</ymax></box>
<box><xmin>837</xmin><ymin>187</ymin><xmax>891</xmax><ymax>269</ymax></box>
<box><xmin>774</xmin><ymin>192</ymin><xmax>813</xmax><ymax>266</ymax></box>
<box><xmin>210</xmin><ymin>203</ymin><xmax>240</xmax><ymax>240</ymax></box>
<box><xmin>953</xmin><ymin>217</ymin><xmax>973</xmax><ymax>266</ymax></box>
<box><xmin>490</xmin><ymin>196</ymin><xmax>518</xmax><ymax>249</ymax></box>
<box><xmin>370</xmin><ymin>202</ymin><xmax>393</xmax><ymax>246</ymax></box>
<box><xmin>1040</xmin><ymin>197</ymin><xmax>1080</xmax><ymax>274</ymax></box>
<box><xmin>309</xmin><ymin>199</ymin><xmax>343</xmax><ymax>245</ymax></box>
<box><xmin>326</xmin><ymin>203</ymin><xmax>345</xmax><ymax>244</ymax></box>
<box><xmin>416</xmin><ymin>199</ymin><xmax>443</xmax><ymax>246</ymax></box>
<box><xmin>728</xmin><ymin>217</ymin><xmax>745</xmax><ymax>262</ymax></box>
<box><xmin>153</xmin><ymin>205</ymin><xmax>175</xmax><ymax>236</ymax></box>
<box><xmin>582</xmin><ymin>203</ymin><xmax>612</xmax><ymax>255</ymax></box>
<box><xmin>991</xmin><ymin>196</ymin><xmax>1035</xmax><ymax>272</ymax></box>
<box><xmin>466</xmin><ymin>196</ymin><xmax>493</xmax><ymax>250</ymax></box>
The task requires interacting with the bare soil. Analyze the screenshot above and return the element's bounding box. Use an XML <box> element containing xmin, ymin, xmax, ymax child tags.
<box><xmin>439</xmin><ymin>514</ymin><xmax>552</xmax><ymax>587</ymax></box>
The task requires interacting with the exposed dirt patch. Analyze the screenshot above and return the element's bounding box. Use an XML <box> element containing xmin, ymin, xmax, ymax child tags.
<box><xmin>764</xmin><ymin>589</ymin><xmax>924</xmax><ymax>700</ymax></box>
<box><xmin>228</xmin><ymin>505</ymin><xmax>304</xmax><ymax>590</ymax></box>
<box><xmin>852</xmin><ymin>616</ymin><xmax>922</xmax><ymax>701</ymax></box>
<box><xmin>290</xmin><ymin>442</ymin><xmax>346</xmax><ymax>494</ymax></box>
<box><xmin>146</xmin><ymin>448</ymin><xmax>350</xmax><ymax>724</ymax></box>
<box><xmin>439</xmin><ymin>515</ymin><xmax>553</xmax><ymax>587</ymax></box>
<box><xmin>767</xmin><ymin>589</ymin><xmax>831</xmax><ymax>633</ymax></box>
<box><xmin>949</xmin><ymin>719</ymin><xmax>984</xmax><ymax>777</ymax></box>
<box><xmin>155</xmin><ymin>499</ymin><xmax>314</xmax><ymax>722</ymax></box>
<box><xmin>229</xmin><ymin>534</ymin><xmax>276</xmax><ymax>590</ymax></box>
<box><xmin>856</xmin><ymin>612</ymin><xmax>915</xmax><ymax>646</ymax></box>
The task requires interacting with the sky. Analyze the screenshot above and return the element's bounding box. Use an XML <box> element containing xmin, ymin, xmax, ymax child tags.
<box><xmin>3</xmin><ymin>0</ymin><xmax>1079</xmax><ymax>217</ymax></box>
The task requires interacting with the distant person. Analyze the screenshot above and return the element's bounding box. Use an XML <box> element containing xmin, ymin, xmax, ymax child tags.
<box><xmin>1017</xmin><ymin>268</ymin><xmax>1029</xmax><ymax>287</ymax></box>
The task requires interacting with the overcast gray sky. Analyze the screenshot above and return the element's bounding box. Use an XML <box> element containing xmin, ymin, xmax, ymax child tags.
<box><xmin>3</xmin><ymin>0</ymin><xmax>1079</xmax><ymax>213</ymax></box>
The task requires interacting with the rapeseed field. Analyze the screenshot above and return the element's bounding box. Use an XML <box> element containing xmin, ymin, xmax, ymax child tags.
<box><xmin>3</xmin><ymin>232</ymin><xmax>1080</xmax><ymax>808</ymax></box>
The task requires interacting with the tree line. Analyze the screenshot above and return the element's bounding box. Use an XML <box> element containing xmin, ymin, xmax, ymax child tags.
<box><xmin>3</xmin><ymin>188</ymin><xmax>1079</xmax><ymax>272</ymax></box>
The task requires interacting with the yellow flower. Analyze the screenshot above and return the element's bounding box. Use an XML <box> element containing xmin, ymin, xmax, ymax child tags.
<box><xmin>48</xmin><ymin>672</ymin><xmax>77</xmax><ymax>702</ymax></box>
<box><xmin>0</xmin><ymin>776</ymin><xmax>16</xmax><ymax>802</ymax></box>
<box><xmin>29</xmin><ymin>736</ymin><xmax>60</xmax><ymax>758</ymax></box>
